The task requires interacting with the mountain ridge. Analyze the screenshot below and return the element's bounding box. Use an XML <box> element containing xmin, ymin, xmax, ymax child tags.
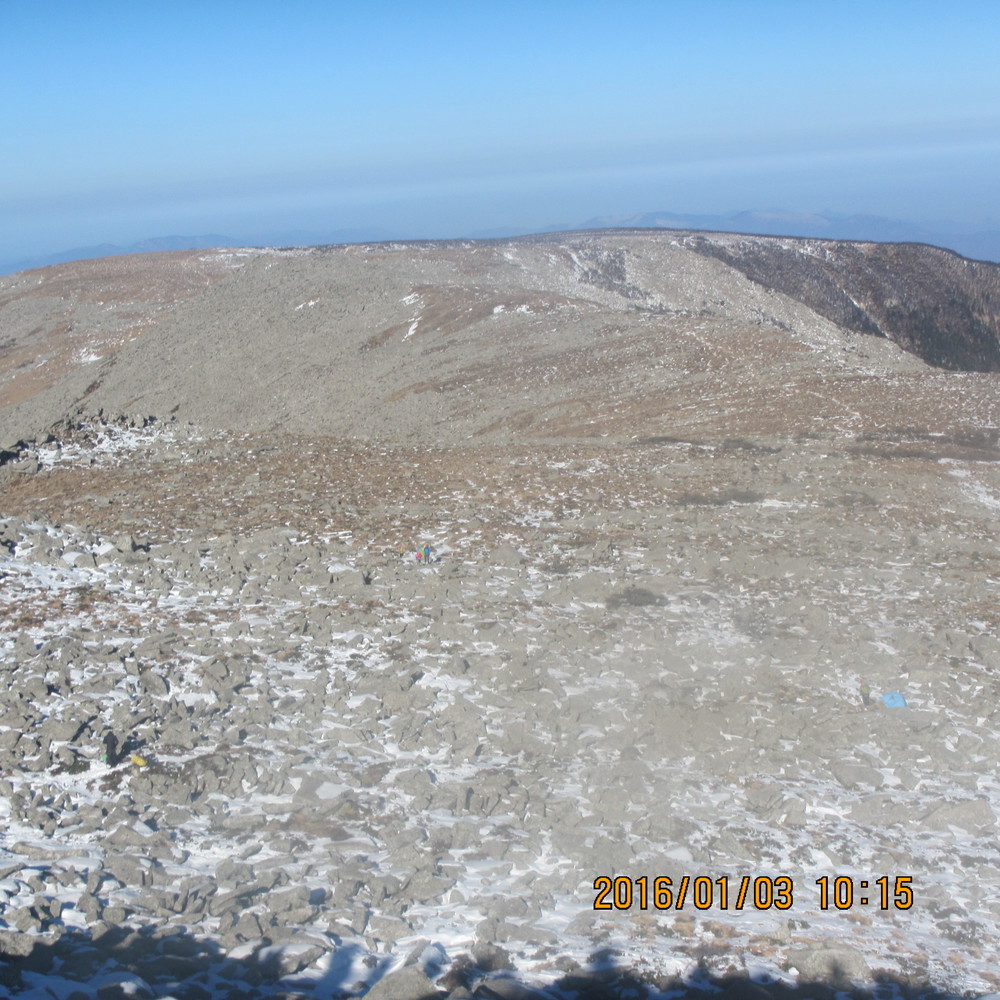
<box><xmin>576</xmin><ymin>209</ymin><xmax>1000</xmax><ymax>263</ymax></box>
<box><xmin>5</xmin><ymin>209</ymin><xmax>1000</xmax><ymax>278</ymax></box>
<box><xmin>1</xmin><ymin>229</ymin><xmax>998</xmax><ymax>450</ymax></box>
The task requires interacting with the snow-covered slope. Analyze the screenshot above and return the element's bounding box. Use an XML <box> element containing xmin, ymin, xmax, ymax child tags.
<box><xmin>2</xmin><ymin>411</ymin><xmax>1000</xmax><ymax>997</ymax></box>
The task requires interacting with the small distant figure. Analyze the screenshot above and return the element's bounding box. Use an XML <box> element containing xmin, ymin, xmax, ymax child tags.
<box><xmin>422</xmin><ymin>545</ymin><xmax>432</xmax><ymax>563</ymax></box>
<box><xmin>860</xmin><ymin>683</ymin><xmax>871</xmax><ymax>707</ymax></box>
<box><xmin>103</xmin><ymin>732</ymin><xmax>120</xmax><ymax>766</ymax></box>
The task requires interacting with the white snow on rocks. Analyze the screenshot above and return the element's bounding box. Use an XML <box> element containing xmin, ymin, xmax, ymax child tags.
<box><xmin>2</xmin><ymin>417</ymin><xmax>1000</xmax><ymax>998</ymax></box>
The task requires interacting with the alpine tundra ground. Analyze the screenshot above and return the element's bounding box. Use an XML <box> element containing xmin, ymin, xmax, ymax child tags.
<box><xmin>1</xmin><ymin>232</ymin><xmax>999</xmax><ymax>999</ymax></box>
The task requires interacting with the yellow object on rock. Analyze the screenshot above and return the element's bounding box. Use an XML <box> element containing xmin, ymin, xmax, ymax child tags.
<box><xmin>130</xmin><ymin>754</ymin><xmax>148</xmax><ymax>767</ymax></box>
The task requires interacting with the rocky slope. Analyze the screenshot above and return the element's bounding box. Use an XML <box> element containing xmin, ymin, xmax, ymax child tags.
<box><xmin>2</xmin><ymin>230</ymin><xmax>999</xmax><ymax>449</ymax></box>
<box><xmin>1</xmin><ymin>233</ymin><xmax>999</xmax><ymax>999</ymax></box>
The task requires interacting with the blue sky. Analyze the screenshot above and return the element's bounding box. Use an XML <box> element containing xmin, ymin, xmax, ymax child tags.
<box><xmin>4</xmin><ymin>0</ymin><xmax>1000</xmax><ymax>260</ymax></box>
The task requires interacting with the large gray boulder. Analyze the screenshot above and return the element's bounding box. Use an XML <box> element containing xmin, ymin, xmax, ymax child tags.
<box><xmin>365</xmin><ymin>966</ymin><xmax>440</xmax><ymax>1000</ymax></box>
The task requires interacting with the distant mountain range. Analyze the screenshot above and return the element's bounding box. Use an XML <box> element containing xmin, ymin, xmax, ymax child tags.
<box><xmin>0</xmin><ymin>229</ymin><xmax>394</xmax><ymax>276</ymax></box>
<box><xmin>3</xmin><ymin>210</ymin><xmax>1000</xmax><ymax>276</ymax></box>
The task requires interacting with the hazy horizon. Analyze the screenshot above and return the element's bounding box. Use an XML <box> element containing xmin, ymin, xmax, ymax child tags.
<box><xmin>5</xmin><ymin>1</ymin><xmax>1000</xmax><ymax>263</ymax></box>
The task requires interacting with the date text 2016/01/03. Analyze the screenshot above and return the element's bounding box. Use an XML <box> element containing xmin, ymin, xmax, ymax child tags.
<box><xmin>593</xmin><ymin>875</ymin><xmax>914</xmax><ymax>912</ymax></box>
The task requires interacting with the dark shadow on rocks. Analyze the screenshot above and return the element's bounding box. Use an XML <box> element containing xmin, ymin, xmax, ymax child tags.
<box><xmin>0</xmin><ymin>921</ymin><xmax>367</xmax><ymax>999</ymax></box>
<box><xmin>439</xmin><ymin>945</ymin><xmax>971</xmax><ymax>1000</ymax></box>
<box><xmin>605</xmin><ymin>587</ymin><xmax>663</xmax><ymax>610</ymax></box>
<box><xmin>719</xmin><ymin>438</ymin><xmax>782</xmax><ymax>456</ymax></box>
<box><xmin>847</xmin><ymin>426</ymin><xmax>1000</xmax><ymax>464</ymax></box>
<box><xmin>0</xmin><ymin>925</ymin><xmax>983</xmax><ymax>1000</ymax></box>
